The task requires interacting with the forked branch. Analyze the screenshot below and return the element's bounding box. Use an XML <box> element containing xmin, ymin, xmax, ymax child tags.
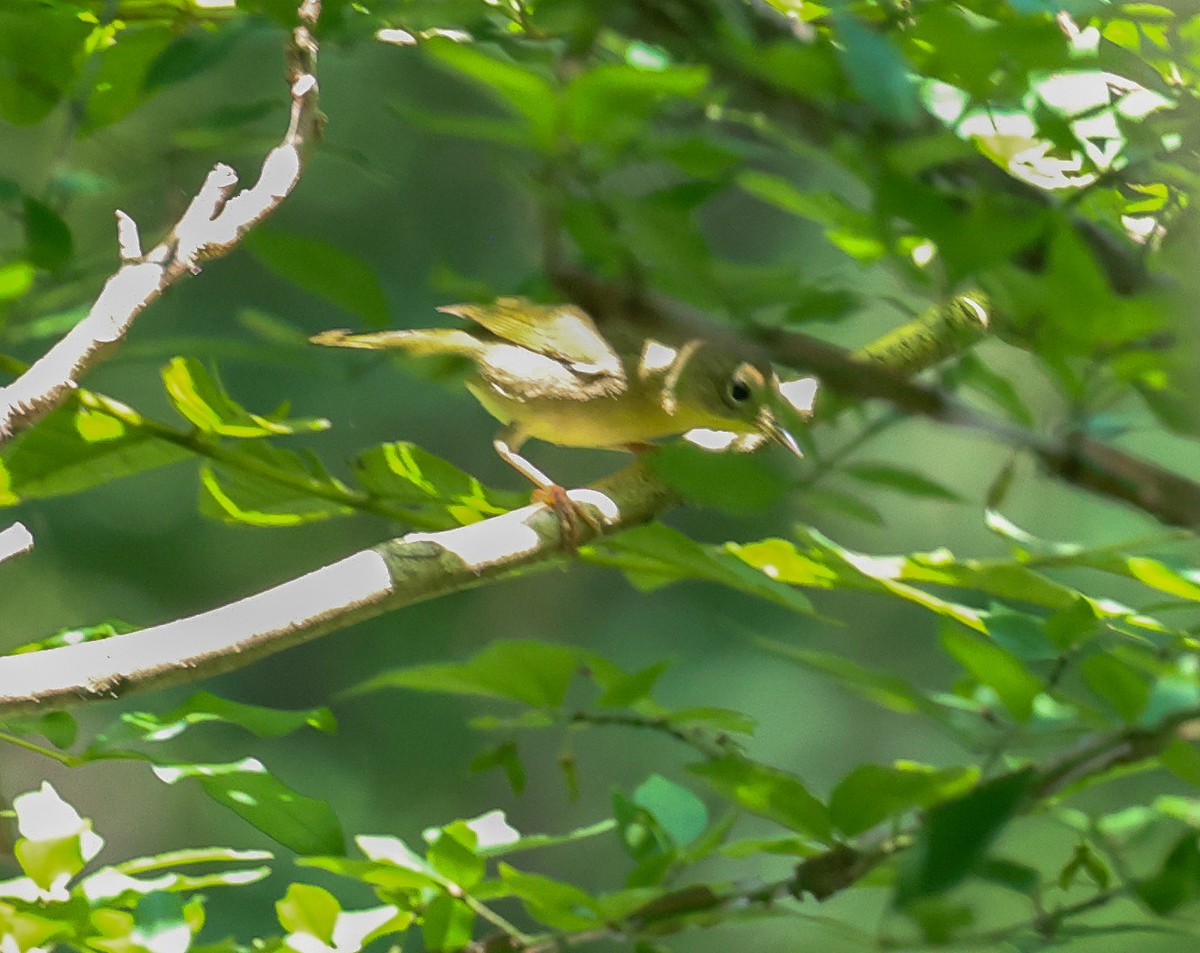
<box><xmin>0</xmin><ymin>0</ymin><xmax>322</xmax><ymax>445</ymax></box>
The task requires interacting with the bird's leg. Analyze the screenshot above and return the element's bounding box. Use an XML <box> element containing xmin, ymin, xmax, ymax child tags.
<box><xmin>493</xmin><ymin>426</ymin><xmax>602</xmax><ymax>549</ymax></box>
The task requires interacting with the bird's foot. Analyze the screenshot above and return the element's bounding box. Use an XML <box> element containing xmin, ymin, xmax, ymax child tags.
<box><xmin>532</xmin><ymin>484</ymin><xmax>604</xmax><ymax>552</ymax></box>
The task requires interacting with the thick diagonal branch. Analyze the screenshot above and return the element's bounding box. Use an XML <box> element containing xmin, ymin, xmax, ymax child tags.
<box><xmin>0</xmin><ymin>466</ymin><xmax>676</xmax><ymax>714</ymax></box>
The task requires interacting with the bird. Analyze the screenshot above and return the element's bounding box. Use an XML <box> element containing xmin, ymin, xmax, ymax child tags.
<box><xmin>311</xmin><ymin>296</ymin><xmax>809</xmax><ymax>542</ymax></box>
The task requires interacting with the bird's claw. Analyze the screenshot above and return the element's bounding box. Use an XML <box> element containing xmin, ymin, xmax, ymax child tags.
<box><xmin>532</xmin><ymin>484</ymin><xmax>604</xmax><ymax>552</ymax></box>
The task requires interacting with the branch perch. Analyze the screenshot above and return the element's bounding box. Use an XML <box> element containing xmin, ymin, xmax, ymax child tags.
<box><xmin>0</xmin><ymin>0</ymin><xmax>322</xmax><ymax>445</ymax></box>
<box><xmin>0</xmin><ymin>465</ymin><xmax>675</xmax><ymax>714</ymax></box>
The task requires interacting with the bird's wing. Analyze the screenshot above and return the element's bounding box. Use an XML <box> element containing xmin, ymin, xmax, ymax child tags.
<box><xmin>310</xmin><ymin>327</ymin><xmax>486</xmax><ymax>359</ymax></box>
<box><xmin>437</xmin><ymin>298</ymin><xmax>623</xmax><ymax>379</ymax></box>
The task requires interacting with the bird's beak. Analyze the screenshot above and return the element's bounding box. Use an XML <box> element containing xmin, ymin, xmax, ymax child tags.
<box><xmin>758</xmin><ymin>409</ymin><xmax>803</xmax><ymax>458</ymax></box>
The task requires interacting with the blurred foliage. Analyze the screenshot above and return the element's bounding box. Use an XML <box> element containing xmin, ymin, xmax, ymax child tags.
<box><xmin>3</xmin><ymin>0</ymin><xmax>1200</xmax><ymax>950</ymax></box>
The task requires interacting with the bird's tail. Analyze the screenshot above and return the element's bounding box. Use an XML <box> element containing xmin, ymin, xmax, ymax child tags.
<box><xmin>309</xmin><ymin>327</ymin><xmax>483</xmax><ymax>358</ymax></box>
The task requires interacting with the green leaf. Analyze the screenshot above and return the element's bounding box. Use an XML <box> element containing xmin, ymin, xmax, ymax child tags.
<box><xmin>302</xmin><ymin>836</ymin><xmax>440</xmax><ymax>892</ymax></box>
<box><xmin>423</xmin><ymin>37</ymin><xmax>557</xmax><ymax>152</ymax></box>
<box><xmin>833</xmin><ymin>13</ymin><xmax>920</xmax><ymax>126</ymax></box>
<box><xmin>0</xmin><ymin>260</ymin><xmax>35</xmax><ymax>300</ymax></box>
<box><xmin>277</xmin><ymin>883</ymin><xmax>340</xmax><ymax>944</ymax></box>
<box><xmin>422</xmin><ymin>894</ymin><xmax>475</xmax><ymax>952</ymax></box>
<box><xmin>12</xmin><ymin>783</ymin><xmax>103</xmax><ymax>891</ymax></box>
<box><xmin>0</xmin><ymin>2</ymin><xmax>92</xmax><ymax>124</ymax></box>
<box><xmin>353</xmin><ymin>441</ymin><xmax>515</xmax><ymax>526</ymax></box>
<box><xmin>153</xmin><ymin>759</ymin><xmax>344</xmax><ymax>856</ymax></box>
<box><xmin>145</xmin><ymin>23</ymin><xmax>244</xmax><ymax>91</ymax></box>
<box><xmin>1161</xmin><ymin>738</ymin><xmax>1200</xmax><ymax>788</ymax></box>
<box><xmin>799</xmin><ymin>485</ymin><xmax>885</xmax><ymax>524</ymax></box>
<box><xmin>1082</xmin><ymin>653</ymin><xmax>1149</xmax><ymax>722</ymax></box>
<box><xmin>1124</xmin><ymin>556</ymin><xmax>1200</xmax><ymax>602</ymax></box>
<box><xmin>730</xmin><ymin>533</ymin><xmax>985</xmax><ymax>630</ymax></box>
<box><xmin>758</xmin><ymin>639</ymin><xmax>942</xmax><ymax>719</ymax></box>
<box><xmin>350</xmin><ymin>639</ymin><xmax>580</xmax><ymax>708</ymax></box>
<box><xmin>830</xmin><ymin>763</ymin><xmax>979</xmax><ymax>838</ymax></box>
<box><xmin>612</xmin><ymin>788</ymin><xmax>675</xmax><ymax>886</ymax></box>
<box><xmin>588</xmin><ymin>524</ymin><xmax>814</xmax><ymax>615</ymax></box>
<box><xmin>470</xmin><ymin>741</ymin><xmax>526</xmax><ymax>794</ymax></box>
<box><xmin>1137</xmin><ymin>832</ymin><xmax>1200</xmax><ymax>914</ymax></box>
<box><xmin>647</xmin><ymin>443</ymin><xmax>792</xmax><ymax>514</ymax></box>
<box><xmin>84</xmin><ymin>24</ymin><xmax>174</xmax><ymax>131</ymax></box>
<box><xmin>427</xmin><ymin>822</ymin><xmax>485</xmax><ymax>890</ymax></box>
<box><xmin>633</xmin><ymin>775</ymin><xmax>708</xmax><ymax>848</ymax></box>
<box><xmin>590</xmin><ymin>659</ymin><xmax>671</xmax><ymax>708</ymax></box>
<box><xmin>897</xmin><ymin>768</ymin><xmax>1036</xmax><ymax>903</ymax></box>
<box><xmin>246</xmin><ymin>227</ymin><xmax>390</xmax><ymax>328</ymax></box>
<box><xmin>198</xmin><ymin>444</ymin><xmax>354</xmax><ymax>527</ymax></box>
<box><xmin>92</xmin><ymin>692</ymin><xmax>335</xmax><ymax>751</ymax></box>
<box><xmin>737</xmin><ymin>170</ymin><xmax>885</xmax><ymax>263</ymax></box>
<box><xmin>940</xmin><ymin>626</ymin><xmax>1042</xmax><ymax>722</ymax></box>
<box><xmin>982</xmin><ymin>606</ymin><xmax>1060</xmax><ymax>661</ymax></box>
<box><xmin>162</xmin><ymin>356</ymin><xmax>329</xmax><ymax>437</ymax></box>
<box><xmin>498</xmin><ymin>863</ymin><xmax>601</xmax><ymax>931</ymax></box>
<box><xmin>23</xmin><ymin>197</ymin><xmax>72</xmax><ymax>271</ymax></box>
<box><xmin>0</xmin><ymin>397</ymin><xmax>189</xmax><ymax>504</ymax></box>
<box><xmin>566</xmin><ymin>62</ymin><xmax>708</xmax><ymax>149</ymax></box>
<box><xmin>611</xmin><ymin>183</ymin><xmax>725</xmax><ymax>306</ymax></box>
<box><xmin>844</xmin><ymin>463</ymin><xmax>962</xmax><ymax>501</ymax></box>
<box><xmin>979</xmin><ymin>857</ymin><xmax>1040</xmax><ymax>895</ymax></box>
<box><xmin>0</xmin><ymin>710</ymin><xmax>77</xmax><ymax>749</ymax></box>
<box><xmin>691</xmin><ymin>754</ymin><xmax>831</xmax><ymax>843</ymax></box>
<box><xmin>952</xmin><ymin>353</ymin><xmax>1035</xmax><ymax>426</ymax></box>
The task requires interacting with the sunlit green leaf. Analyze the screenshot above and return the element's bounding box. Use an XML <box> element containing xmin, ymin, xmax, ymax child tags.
<box><xmin>153</xmin><ymin>759</ymin><xmax>344</xmax><ymax>856</ymax></box>
<box><xmin>589</xmin><ymin>524</ymin><xmax>814</xmax><ymax>614</ymax></box>
<box><xmin>353</xmin><ymin>440</ymin><xmax>516</xmax><ymax>526</ymax></box>
<box><xmin>277</xmin><ymin>883</ymin><xmax>340</xmax><ymax>944</ymax></box>
<box><xmin>162</xmin><ymin>356</ymin><xmax>328</xmax><ymax>437</ymax></box>
<box><xmin>427</xmin><ymin>822</ymin><xmax>484</xmax><ymax>889</ymax></box>
<box><xmin>198</xmin><ymin>444</ymin><xmax>354</xmax><ymax>526</ymax></box>
<box><xmin>0</xmin><ymin>397</ymin><xmax>189</xmax><ymax>504</ymax></box>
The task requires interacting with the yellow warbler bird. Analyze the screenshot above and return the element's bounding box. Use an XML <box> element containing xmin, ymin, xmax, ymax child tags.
<box><xmin>312</xmin><ymin>297</ymin><xmax>808</xmax><ymax>536</ymax></box>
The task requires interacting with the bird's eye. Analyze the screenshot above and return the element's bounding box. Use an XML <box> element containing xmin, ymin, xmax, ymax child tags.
<box><xmin>728</xmin><ymin>376</ymin><xmax>752</xmax><ymax>403</ymax></box>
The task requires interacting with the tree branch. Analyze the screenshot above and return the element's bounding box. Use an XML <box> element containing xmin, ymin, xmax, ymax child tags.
<box><xmin>0</xmin><ymin>0</ymin><xmax>322</xmax><ymax>446</ymax></box>
<box><xmin>0</xmin><ymin>464</ymin><xmax>675</xmax><ymax>714</ymax></box>
<box><xmin>0</xmin><ymin>522</ymin><xmax>33</xmax><ymax>567</ymax></box>
<box><xmin>557</xmin><ymin>268</ymin><xmax>1200</xmax><ymax>528</ymax></box>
